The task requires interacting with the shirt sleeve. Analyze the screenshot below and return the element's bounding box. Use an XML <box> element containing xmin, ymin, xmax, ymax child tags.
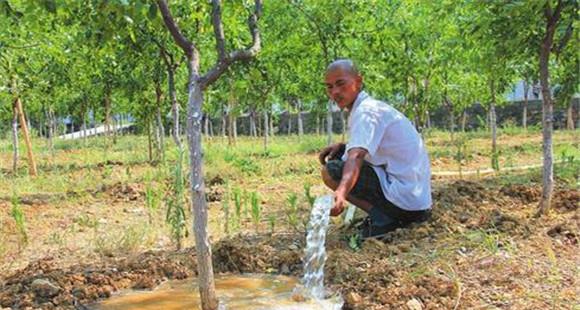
<box><xmin>345</xmin><ymin>109</ymin><xmax>386</xmax><ymax>157</ymax></box>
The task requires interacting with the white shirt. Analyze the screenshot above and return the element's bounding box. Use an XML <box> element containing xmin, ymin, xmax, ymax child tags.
<box><xmin>341</xmin><ymin>91</ymin><xmax>432</xmax><ymax>211</ymax></box>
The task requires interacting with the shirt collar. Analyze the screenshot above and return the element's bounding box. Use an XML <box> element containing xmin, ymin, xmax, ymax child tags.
<box><xmin>350</xmin><ymin>90</ymin><xmax>368</xmax><ymax>113</ymax></box>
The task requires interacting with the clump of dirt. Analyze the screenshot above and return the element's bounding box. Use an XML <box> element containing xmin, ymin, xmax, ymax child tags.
<box><xmin>207</xmin><ymin>175</ymin><xmax>225</xmax><ymax>186</ymax></box>
<box><xmin>500</xmin><ymin>184</ymin><xmax>541</xmax><ymax>203</ymax></box>
<box><xmin>547</xmin><ymin>223</ymin><xmax>578</xmax><ymax>245</ymax></box>
<box><xmin>97</xmin><ymin>182</ymin><xmax>144</xmax><ymax>202</ymax></box>
<box><xmin>213</xmin><ymin>234</ymin><xmax>303</xmax><ymax>274</ymax></box>
<box><xmin>552</xmin><ymin>188</ymin><xmax>579</xmax><ymax>211</ymax></box>
<box><xmin>206</xmin><ymin>185</ymin><xmax>224</xmax><ymax>202</ymax></box>
<box><xmin>96</xmin><ymin>160</ymin><xmax>124</xmax><ymax>168</ymax></box>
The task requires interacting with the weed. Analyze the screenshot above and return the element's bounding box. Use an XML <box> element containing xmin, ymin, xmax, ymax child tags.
<box><xmin>233</xmin><ymin>187</ymin><xmax>243</xmax><ymax>223</ymax></box>
<box><xmin>303</xmin><ymin>183</ymin><xmax>315</xmax><ymax>208</ymax></box>
<box><xmin>10</xmin><ymin>195</ymin><xmax>28</xmax><ymax>248</ymax></box>
<box><xmin>233</xmin><ymin>158</ymin><xmax>260</xmax><ymax>175</ymax></box>
<box><xmin>73</xmin><ymin>214</ymin><xmax>99</xmax><ymax>229</ymax></box>
<box><xmin>165</xmin><ymin>149</ymin><xmax>188</xmax><ymax>250</ymax></box>
<box><xmin>286</xmin><ymin>193</ymin><xmax>300</xmax><ymax>231</ymax></box>
<box><xmin>222</xmin><ymin>182</ymin><xmax>231</xmax><ymax>234</ymax></box>
<box><xmin>144</xmin><ymin>172</ymin><xmax>162</xmax><ymax>224</ymax></box>
<box><xmin>347</xmin><ymin>233</ymin><xmax>361</xmax><ymax>251</ymax></box>
<box><xmin>268</xmin><ymin>214</ymin><xmax>276</xmax><ymax>235</ymax></box>
<box><xmin>250</xmin><ymin>191</ymin><xmax>261</xmax><ymax>232</ymax></box>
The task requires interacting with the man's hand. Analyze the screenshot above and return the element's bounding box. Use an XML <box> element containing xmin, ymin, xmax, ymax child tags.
<box><xmin>319</xmin><ymin>143</ymin><xmax>346</xmax><ymax>165</ymax></box>
<box><xmin>330</xmin><ymin>190</ymin><xmax>347</xmax><ymax>216</ymax></box>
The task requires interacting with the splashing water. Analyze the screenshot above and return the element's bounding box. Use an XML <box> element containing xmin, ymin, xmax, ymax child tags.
<box><xmin>300</xmin><ymin>194</ymin><xmax>334</xmax><ymax>300</ymax></box>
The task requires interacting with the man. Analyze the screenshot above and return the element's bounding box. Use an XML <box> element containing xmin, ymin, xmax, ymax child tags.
<box><xmin>319</xmin><ymin>59</ymin><xmax>432</xmax><ymax>239</ymax></box>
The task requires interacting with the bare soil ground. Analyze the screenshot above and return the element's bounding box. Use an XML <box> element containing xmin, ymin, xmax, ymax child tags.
<box><xmin>1</xmin><ymin>178</ymin><xmax>577</xmax><ymax>309</ymax></box>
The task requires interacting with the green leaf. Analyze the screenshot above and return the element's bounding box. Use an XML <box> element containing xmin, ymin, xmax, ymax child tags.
<box><xmin>147</xmin><ymin>3</ymin><xmax>157</xmax><ymax>20</ymax></box>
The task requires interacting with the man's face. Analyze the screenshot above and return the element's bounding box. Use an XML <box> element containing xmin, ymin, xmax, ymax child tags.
<box><xmin>324</xmin><ymin>69</ymin><xmax>362</xmax><ymax>110</ymax></box>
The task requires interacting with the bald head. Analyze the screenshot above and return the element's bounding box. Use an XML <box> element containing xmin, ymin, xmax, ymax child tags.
<box><xmin>325</xmin><ymin>59</ymin><xmax>360</xmax><ymax>77</ymax></box>
<box><xmin>324</xmin><ymin>59</ymin><xmax>363</xmax><ymax>110</ymax></box>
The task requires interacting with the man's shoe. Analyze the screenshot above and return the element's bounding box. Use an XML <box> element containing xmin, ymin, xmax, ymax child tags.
<box><xmin>359</xmin><ymin>217</ymin><xmax>402</xmax><ymax>239</ymax></box>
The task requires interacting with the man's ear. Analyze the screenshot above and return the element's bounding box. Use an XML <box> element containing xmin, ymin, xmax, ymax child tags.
<box><xmin>356</xmin><ymin>75</ymin><xmax>363</xmax><ymax>90</ymax></box>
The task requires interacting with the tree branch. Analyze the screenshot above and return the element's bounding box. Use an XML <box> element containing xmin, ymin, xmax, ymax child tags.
<box><xmin>200</xmin><ymin>0</ymin><xmax>262</xmax><ymax>90</ymax></box>
<box><xmin>211</xmin><ymin>0</ymin><xmax>227</xmax><ymax>61</ymax></box>
<box><xmin>156</xmin><ymin>0</ymin><xmax>195</xmax><ymax>58</ymax></box>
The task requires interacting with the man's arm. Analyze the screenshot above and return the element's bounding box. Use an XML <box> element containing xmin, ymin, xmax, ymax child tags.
<box><xmin>331</xmin><ymin>147</ymin><xmax>368</xmax><ymax>216</ymax></box>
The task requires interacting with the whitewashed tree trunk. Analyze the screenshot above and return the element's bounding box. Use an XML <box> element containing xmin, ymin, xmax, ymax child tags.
<box><xmin>523</xmin><ymin>79</ymin><xmax>529</xmax><ymax>130</ymax></box>
<box><xmin>316</xmin><ymin>115</ymin><xmax>320</xmax><ymax>135</ymax></box>
<box><xmin>461</xmin><ymin>109</ymin><xmax>468</xmax><ymax>132</ymax></box>
<box><xmin>489</xmin><ymin>80</ymin><xmax>498</xmax><ymax>171</ymax></box>
<box><xmin>168</xmin><ymin>67</ymin><xmax>182</xmax><ymax>149</ymax></box>
<box><xmin>48</xmin><ymin>108</ymin><xmax>55</xmax><ymax>154</ymax></box>
<box><xmin>204</xmin><ymin>115</ymin><xmax>210</xmax><ymax>136</ymax></box>
<box><xmin>566</xmin><ymin>101</ymin><xmax>575</xmax><ymax>130</ymax></box>
<box><xmin>11</xmin><ymin>101</ymin><xmax>19</xmax><ymax>173</ymax></box>
<box><xmin>536</xmin><ymin>5</ymin><xmax>561</xmax><ymax>216</ymax></box>
<box><xmin>249</xmin><ymin>109</ymin><xmax>257</xmax><ymax>137</ymax></box>
<box><xmin>297</xmin><ymin>100</ymin><xmax>304</xmax><ymax>139</ymax></box>
<box><xmin>233</xmin><ymin>115</ymin><xmax>238</xmax><ymax>140</ymax></box>
<box><xmin>156</xmin><ymin>105</ymin><xmax>165</xmax><ymax>159</ymax></box>
<box><xmin>221</xmin><ymin>112</ymin><xmax>227</xmax><ymax>137</ymax></box>
<box><xmin>263</xmin><ymin>110</ymin><xmax>269</xmax><ymax>151</ymax></box>
<box><xmin>186</xmin><ymin>70</ymin><xmax>218</xmax><ymax>310</ymax></box>
<box><xmin>326</xmin><ymin>99</ymin><xmax>333</xmax><ymax>145</ymax></box>
<box><xmin>269</xmin><ymin>112</ymin><xmax>274</xmax><ymax>136</ymax></box>
<box><xmin>287</xmin><ymin>112</ymin><xmax>292</xmax><ymax>135</ymax></box>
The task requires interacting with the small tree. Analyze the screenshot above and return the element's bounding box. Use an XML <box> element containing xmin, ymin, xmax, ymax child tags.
<box><xmin>156</xmin><ymin>1</ymin><xmax>262</xmax><ymax>309</ymax></box>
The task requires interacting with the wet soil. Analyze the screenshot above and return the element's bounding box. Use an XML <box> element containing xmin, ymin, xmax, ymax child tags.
<box><xmin>1</xmin><ymin>180</ymin><xmax>578</xmax><ymax>309</ymax></box>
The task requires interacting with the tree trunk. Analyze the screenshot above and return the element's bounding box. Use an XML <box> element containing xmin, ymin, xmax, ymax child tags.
<box><xmin>104</xmin><ymin>94</ymin><xmax>111</xmax><ymax>139</ymax></box>
<box><xmin>490</xmin><ymin>80</ymin><xmax>498</xmax><ymax>171</ymax></box>
<box><xmin>156</xmin><ymin>104</ymin><xmax>165</xmax><ymax>160</ymax></box>
<box><xmin>204</xmin><ymin>115</ymin><xmax>209</xmax><ymax>136</ymax></box>
<box><xmin>168</xmin><ymin>67</ymin><xmax>182</xmax><ymax>149</ymax></box>
<box><xmin>233</xmin><ymin>116</ymin><xmax>238</xmax><ymax>140</ymax></box>
<box><xmin>263</xmin><ymin>110</ymin><xmax>269</xmax><ymax>151</ymax></box>
<box><xmin>270</xmin><ymin>112</ymin><xmax>275</xmax><ymax>137</ymax></box>
<box><xmin>11</xmin><ymin>100</ymin><xmax>19</xmax><ymax>173</ymax></box>
<box><xmin>147</xmin><ymin>118</ymin><xmax>153</xmax><ymax>163</ymax></box>
<box><xmin>221</xmin><ymin>112</ymin><xmax>227</xmax><ymax>137</ymax></box>
<box><xmin>186</xmin><ymin>69</ymin><xmax>218</xmax><ymax>310</ymax></box>
<box><xmin>326</xmin><ymin>100</ymin><xmax>333</xmax><ymax>145</ymax></box>
<box><xmin>522</xmin><ymin>79</ymin><xmax>529</xmax><ymax>130</ymax></box>
<box><xmin>227</xmin><ymin>112</ymin><xmax>236</xmax><ymax>146</ymax></box>
<box><xmin>297</xmin><ymin>100</ymin><xmax>304</xmax><ymax>139</ymax></box>
<box><xmin>537</xmin><ymin>7</ymin><xmax>559</xmax><ymax>216</ymax></box>
<box><xmin>15</xmin><ymin>97</ymin><xmax>37</xmax><ymax>176</ymax></box>
<box><xmin>287</xmin><ymin>112</ymin><xmax>292</xmax><ymax>135</ymax></box>
<box><xmin>316</xmin><ymin>115</ymin><xmax>320</xmax><ymax>135</ymax></box>
<box><xmin>46</xmin><ymin>107</ymin><xmax>55</xmax><ymax>155</ymax></box>
<box><xmin>249</xmin><ymin>109</ymin><xmax>257</xmax><ymax>137</ymax></box>
<box><xmin>81</xmin><ymin>106</ymin><xmax>88</xmax><ymax>145</ymax></box>
<box><xmin>461</xmin><ymin>109</ymin><xmax>468</xmax><ymax>132</ymax></box>
<box><xmin>566</xmin><ymin>100</ymin><xmax>575</xmax><ymax>130</ymax></box>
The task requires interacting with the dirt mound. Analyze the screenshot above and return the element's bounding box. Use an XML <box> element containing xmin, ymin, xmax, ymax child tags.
<box><xmin>500</xmin><ymin>184</ymin><xmax>541</xmax><ymax>203</ymax></box>
<box><xmin>0</xmin><ymin>251</ymin><xmax>195</xmax><ymax>309</ymax></box>
<box><xmin>96</xmin><ymin>182</ymin><xmax>144</xmax><ymax>202</ymax></box>
<box><xmin>553</xmin><ymin>188</ymin><xmax>579</xmax><ymax>211</ymax></box>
